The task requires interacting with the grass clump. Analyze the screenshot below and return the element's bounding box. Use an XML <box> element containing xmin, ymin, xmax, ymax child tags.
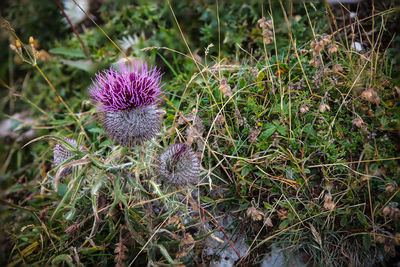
<box><xmin>1</xmin><ymin>0</ymin><xmax>400</xmax><ymax>266</ymax></box>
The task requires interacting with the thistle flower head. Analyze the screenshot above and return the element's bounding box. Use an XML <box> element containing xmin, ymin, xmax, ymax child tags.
<box><xmin>89</xmin><ymin>61</ymin><xmax>163</xmax><ymax>112</ymax></box>
<box><xmin>89</xmin><ymin>61</ymin><xmax>164</xmax><ymax>146</ymax></box>
<box><xmin>157</xmin><ymin>144</ymin><xmax>200</xmax><ymax>185</ymax></box>
<box><xmin>53</xmin><ymin>138</ymin><xmax>82</xmax><ymax>177</ymax></box>
<box><xmin>101</xmin><ymin>104</ymin><xmax>162</xmax><ymax>146</ymax></box>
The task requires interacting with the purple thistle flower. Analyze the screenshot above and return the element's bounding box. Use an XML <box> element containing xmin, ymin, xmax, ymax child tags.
<box><xmin>89</xmin><ymin>60</ymin><xmax>164</xmax><ymax>146</ymax></box>
<box><xmin>157</xmin><ymin>143</ymin><xmax>200</xmax><ymax>185</ymax></box>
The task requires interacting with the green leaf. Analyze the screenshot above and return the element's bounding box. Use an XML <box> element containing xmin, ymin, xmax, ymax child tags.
<box><xmin>157</xmin><ymin>244</ymin><xmax>182</xmax><ymax>265</ymax></box>
<box><xmin>78</xmin><ymin>247</ymin><xmax>105</xmax><ymax>254</ymax></box>
<box><xmin>61</xmin><ymin>59</ymin><xmax>95</xmax><ymax>72</ymax></box>
<box><xmin>261</xmin><ymin>124</ymin><xmax>276</xmax><ymax>139</ymax></box>
<box><xmin>64</xmin><ymin>208</ymin><xmax>76</xmax><ymax>221</ymax></box>
<box><xmin>10</xmin><ymin>184</ymin><xmax>24</xmax><ymax>193</ymax></box>
<box><xmin>276</xmin><ymin>125</ymin><xmax>287</xmax><ymax>136</ymax></box>
<box><xmin>56</xmin><ymin>183</ymin><xmax>68</xmax><ymax>197</ymax></box>
<box><xmin>357</xmin><ymin>211</ymin><xmax>369</xmax><ymax>227</ymax></box>
<box><xmin>99</xmin><ymin>140</ymin><xmax>113</xmax><ymax>147</ymax></box>
<box><xmin>257</xmin><ymin>71</ymin><xmax>265</xmax><ymax>82</ymax></box>
<box><xmin>263</xmin><ymin>202</ymin><xmax>273</xmax><ymax>210</ymax></box>
<box><xmin>241</xmin><ymin>167</ymin><xmax>251</xmax><ymax>177</ymax></box>
<box><xmin>51</xmin><ymin>119</ymin><xmax>75</xmax><ymax>125</ymax></box>
<box><xmin>49</xmin><ymin>47</ymin><xmax>87</xmax><ymax>58</ymax></box>
<box><xmin>303</xmin><ymin>124</ymin><xmax>316</xmax><ymax>136</ymax></box>
<box><xmin>279</xmin><ymin>219</ymin><xmax>290</xmax><ymax>229</ymax></box>
<box><xmin>52</xmin><ymin>254</ymin><xmax>74</xmax><ymax>267</ymax></box>
<box><xmin>88</xmin><ymin>127</ymin><xmax>105</xmax><ymax>134</ymax></box>
<box><xmin>200</xmin><ymin>196</ymin><xmax>214</xmax><ymax>203</ymax></box>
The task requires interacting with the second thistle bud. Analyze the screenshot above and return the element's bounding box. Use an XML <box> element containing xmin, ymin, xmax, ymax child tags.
<box><xmin>53</xmin><ymin>138</ymin><xmax>84</xmax><ymax>177</ymax></box>
<box><xmin>157</xmin><ymin>143</ymin><xmax>200</xmax><ymax>186</ymax></box>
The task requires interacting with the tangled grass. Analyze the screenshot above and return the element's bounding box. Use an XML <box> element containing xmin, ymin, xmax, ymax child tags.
<box><xmin>1</xmin><ymin>0</ymin><xmax>399</xmax><ymax>266</ymax></box>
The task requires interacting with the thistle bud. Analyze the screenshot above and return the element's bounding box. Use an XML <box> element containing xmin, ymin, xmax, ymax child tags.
<box><xmin>157</xmin><ymin>144</ymin><xmax>200</xmax><ymax>185</ymax></box>
<box><xmin>53</xmin><ymin>138</ymin><xmax>84</xmax><ymax>177</ymax></box>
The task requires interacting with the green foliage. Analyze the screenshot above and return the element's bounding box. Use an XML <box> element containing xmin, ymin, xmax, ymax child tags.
<box><xmin>1</xmin><ymin>0</ymin><xmax>400</xmax><ymax>266</ymax></box>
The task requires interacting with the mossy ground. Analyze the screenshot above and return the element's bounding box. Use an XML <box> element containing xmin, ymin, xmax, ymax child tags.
<box><xmin>1</xmin><ymin>0</ymin><xmax>400</xmax><ymax>266</ymax></box>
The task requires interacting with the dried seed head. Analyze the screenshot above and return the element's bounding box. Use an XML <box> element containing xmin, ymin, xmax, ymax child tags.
<box><xmin>323</xmin><ymin>192</ymin><xmax>335</xmax><ymax>210</ymax></box>
<box><xmin>262</xmin><ymin>28</ymin><xmax>274</xmax><ymax>44</ymax></box>
<box><xmin>385</xmin><ymin>182</ymin><xmax>398</xmax><ymax>193</ymax></box>
<box><xmin>215</xmin><ymin>114</ymin><xmax>225</xmax><ymax>125</ymax></box>
<box><xmin>157</xmin><ymin>144</ymin><xmax>200</xmax><ymax>185</ymax></box>
<box><xmin>332</xmin><ymin>64</ymin><xmax>343</xmax><ymax>72</ymax></box>
<box><xmin>299</xmin><ymin>105</ymin><xmax>309</xmax><ymax>114</ymax></box>
<box><xmin>258</xmin><ymin>17</ymin><xmax>266</xmax><ymax>28</ymax></box>
<box><xmin>53</xmin><ymin>138</ymin><xmax>83</xmax><ymax>177</ymax></box>
<box><xmin>376</xmin><ymin>235</ymin><xmax>386</xmax><ymax>244</ymax></box>
<box><xmin>310</xmin><ymin>40</ymin><xmax>324</xmax><ymax>54</ymax></box>
<box><xmin>265</xmin><ymin>20</ymin><xmax>273</xmax><ymax>30</ymax></box>
<box><xmin>361</xmin><ymin>88</ymin><xmax>380</xmax><ymax>104</ymax></box>
<box><xmin>265</xmin><ymin>217</ymin><xmax>273</xmax><ymax>227</ymax></box>
<box><xmin>262</xmin><ymin>29</ymin><xmax>273</xmax><ymax>37</ymax></box>
<box><xmin>300</xmin><ymin>49</ymin><xmax>308</xmax><ymax>55</ymax></box>
<box><xmin>327</xmin><ymin>44</ymin><xmax>338</xmax><ymax>54</ymax></box>
<box><xmin>352</xmin><ymin>117</ymin><xmax>363</xmax><ymax>128</ymax></box>
<box><xmin>247</xmin><ymin>207</ymin><xmax>264</xmax><ymax>221</ymax></box>
<box><xmin>258</xmin><ymin>17</ymin><xmax>273</xmax><ymax>30</ymax></box>
<box><xmin>89</xmin><ymin>61</ymin><xmax>164</xmax><ymax>146</ymax></box>
<box><xmin>264</xmin><ymin>37</ymin><xmax>273</xmax><ymax>44</ymax></box>
<box><xmin>219</xmin><ymin>78</ymin><xmax>232</xmax><ymax>97</ymax></box>
<box><xmin>321</xmin><ymin>36</ymin><xmax>331</xmax><ymax>46</ymax></box>
<box><xmin>383</xmin><ymin>206</ymin><xmax>392</xmax><ymax>217</ymax></box>
<box><xmin>319</xmin><ymin>103</ymin><xmax>331</xmax><ymax>113</ymax></box>
<box><xmin>37</xmin><ymin>50</ymin><xmax>51</xmax><ymax>62</ymax></box>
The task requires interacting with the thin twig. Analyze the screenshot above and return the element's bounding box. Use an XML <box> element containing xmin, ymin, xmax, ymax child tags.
<box><xmin>197</xmin><ymin>203</ymin><xmax>241</xmax><ymax>260</ymax></box>
<box><xmin>308</xmin><ymin>156</ymin><xmax>400</xmax><ymax>168</ymax></box>
<box><xmin>54</xmin><ymin>0</ymin><xmax>91</xmax><ymax>60</ymax></box>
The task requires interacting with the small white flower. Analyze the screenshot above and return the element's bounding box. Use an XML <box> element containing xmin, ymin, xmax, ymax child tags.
<box><xmin>118</xmin><ymin>35</ymin><xmax>140</xmax><ymax>53</ymax></box>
